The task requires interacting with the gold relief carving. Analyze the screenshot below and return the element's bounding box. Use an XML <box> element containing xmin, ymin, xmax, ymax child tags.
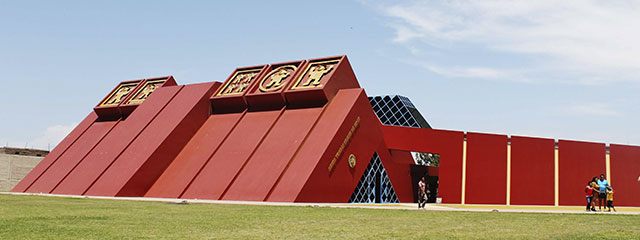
<box><xmin>303</xmin><ymin>65</ymin><xmax>333</xmax><ymax>87</ymax></box>
<box><xmin>100</xmin><ymin>83</ymin><xmax>138</xmax><ymax>107</ymax></box>
<box><xmin>107</xmin><ymin>88</ymin><xmax>131</xmax><ymax>105</ymax></box>
<box><xmin>258</xmin><ymin>65</ymin><xmax>298</xmax><ymax>92</ymax></box>
<box><xmin>328</xmin><ymin>116</ymin><xmax>360</xmax><ymax>172</ymax></box>
<box><xmin>292</xmin><ymin>60</ymin><xmax>339</xmax><ymax>90</ymax></box>
<box><xmin>217</xmin><ymin>69</ymin><xmax>261</xmax><ymax>96</ymax></box>
<box><xmin>126</xmin><ymin>80</ymin><xmax>165</xmax><ymax>105</ymax></box>
<box><xmin>348</xmin><ymin>154</ymin><xmax>356</xmax><ymax>168</ymax></box>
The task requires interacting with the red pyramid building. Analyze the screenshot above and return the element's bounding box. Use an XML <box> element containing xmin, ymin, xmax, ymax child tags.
<box><xmin>13</xmin><ymin>55</ymin><xmax>640</xmax><ymax>206</ymax></box>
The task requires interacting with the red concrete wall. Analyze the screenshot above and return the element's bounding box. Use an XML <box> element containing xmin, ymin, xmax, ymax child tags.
<box><xmin>465</xmin><ymin>132</ymin><xmax>508</xmax><ymax>204</ymax></box>
<box><xmin>510</xmin><ymin>136</ymin><xmax>555</xmax><ymax>205</ymax></box>
<box><xmin>51</xmin><ymin>86</ymin><xmax>181</xmax><ymax>195</ymax></box>
<box><xmin>86</xmin><ymin>82</ymin><xmax>217</xmax><ymax>197</ymax></box>
<box><xmin>181</xmin><ymin>109</ymin><xmax>284</xmax><ymax>200</ymax></box>
<box><xmin>609</xmin><ymin>144</ymin><xmax>640</xmax><ymax>206</ymax></box>
<box><xmin>380</xmin><ymin>127</ymin><xmax>464</xmax><ymax>204</ymax></box>
<box><xmin>222</xmin><ymin>107</ymin><xmax>324</xmax><ymax>201</ymax></box>
<box><xmin>26</xmin><ymin>121</ymin><xmax>118</xmax><ymax>193</ymax></box>
<box><xmin>144</xmin><ymin>112</ymin><xmax>245</xmax><ymax>198</ymax></box>
<box><xmin>378</xmin><ymin>146</ymin><xmax>414</xmax><ymax>203</ymax></box>
<box><xmin>13</xmin><ymin>112</ymin><xmax>98</xmax><ymax>192</ymax></box>
<box><xmin>558</xmin><ymin>140</ymin><xmax>606</xmax><ymax>206</ymax></box>
<box><xmin>268</xmin><ymin>89</ymin><xmax>374</xmax><ymax>202</ymax></box>
<box><xmin>293</xmin><ymin>89</ymin><xmax>384</xmax><ymax>203</ymax></box>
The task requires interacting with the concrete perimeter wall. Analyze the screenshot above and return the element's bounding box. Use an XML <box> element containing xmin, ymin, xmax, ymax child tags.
<box><xmin>0</xmin><ymin>154</ymin><xmax>43</xmax><ymax>191</ymax></box>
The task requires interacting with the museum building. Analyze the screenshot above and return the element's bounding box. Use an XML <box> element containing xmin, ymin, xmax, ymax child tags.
<box><xmin>13</xmin><ymin>56</ymin><xmax>640</xmax><ymax>207</ymax></box>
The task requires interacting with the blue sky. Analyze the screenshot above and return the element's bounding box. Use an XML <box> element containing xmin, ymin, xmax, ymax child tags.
<box><xmin>1</xmin><ymin>1</ymin><xmax>639</xmax><ymax>150</ymax></box>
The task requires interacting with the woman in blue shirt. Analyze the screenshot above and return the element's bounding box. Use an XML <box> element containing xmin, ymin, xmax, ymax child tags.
<box><xmin>596</xmin><ymin>174</ymin><xmax>609</xmax><ymax>211</ymax></box>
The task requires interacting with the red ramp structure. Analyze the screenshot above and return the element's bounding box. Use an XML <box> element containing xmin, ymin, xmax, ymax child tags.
<box><xmin>14</xmin><ymin>55</ymin><xmax>640</xmax><ymax>206</ymax></box>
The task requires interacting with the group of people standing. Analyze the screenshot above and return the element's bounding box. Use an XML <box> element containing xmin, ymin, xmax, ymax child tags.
<box><xmin>585</xmin><ymin>174</ymin><xmax>615</xmax><ymax>212</ymax></box>
<box><xmin>416</xmin><ymin>174</ymin><xmax>622</xmax><ymax>211</ymax></box>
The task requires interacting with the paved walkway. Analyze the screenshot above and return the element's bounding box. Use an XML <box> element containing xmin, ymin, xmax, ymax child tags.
<box><xmin>3</xmin><ymin>192</ymin><xmax>639</xmax><ymax>215</ymax></box>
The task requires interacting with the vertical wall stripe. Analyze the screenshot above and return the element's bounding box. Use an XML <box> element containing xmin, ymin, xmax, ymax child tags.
<box><xmin>506</xmin><ymin>141</ymin><xmax>511</xmax><ymax>206</ymax></box>
<box><xmin>554</xmin><ymin>145</ymin><xmax>559</xmax><ymax>206</ymax></box>
<box><xmin>461</xmin><ymin>135</ymin><xmax>467</xmax><ymax>205</ymax></box>
<box><xmin>606</xmin><ymin>148</ymin><xmax>611</xmax><ymax>184</ymax></box>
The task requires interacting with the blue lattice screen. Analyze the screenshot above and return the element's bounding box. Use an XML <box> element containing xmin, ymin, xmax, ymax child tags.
<box><xmin>349</xmin><ymin>153</ymin><xmax>399</xmax><ymax>203</ymax></box>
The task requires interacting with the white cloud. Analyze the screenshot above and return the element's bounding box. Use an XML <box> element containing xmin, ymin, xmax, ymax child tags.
<box><xmin>414</xmin><ymin>62</ymin><xmax>515</xmax><ymax>80</ymax></box>
<box><xmin>565</xmin><ymin>103</ymin><xmax>621</xmax><ymax>117</ymax></box>
<box><xmin>370</xmin><ymin>0</ymin><xmax>640</xmax><ymax>84</ymax></box>
<box><xmin>30</xmin><ymin>123</ymin><xmax>76</xmax><ymax>150</ymax></box>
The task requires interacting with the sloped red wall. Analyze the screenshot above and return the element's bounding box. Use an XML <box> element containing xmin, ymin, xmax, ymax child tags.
<box><xmin>144</xmin><ymin>112</ymin><xmax>245</xmax><ymax>198</ymax></box>
<box><xmin>293</xmin><ymin>89</ymin><xmax>384</xmax><ymax>203</ymax></box>
<box><xmin>181</xmin><ymin>110</ymin><xmax>284</xmax><ymax>200</ymax></box>
<box><xmin>52</xmin><ymin>86</ymin><xmax>182</xmax><ymax>195</ymax></box>
<box><xmin>26</xmin><ymin>121</ymin><xmax>117</xmax><ymax>193</ymax></box>
<box><xmin>268</xmin><ymin>89</ymin><xmax>374</xmax><ymax>202</ymax></box>
<box><xmin>223</xmin><ymin>107</ymin><xmax>324</xmax><ymax>201</ymax></box>
<box><xmin>12</xmin><ymin>112</ymin><xmax>99</xmax><ymax>192</ymax></box>
<box><xmin>86</xmin><ymin>82</ymin><xmax>217</xmax><ymax>197</ymax></box>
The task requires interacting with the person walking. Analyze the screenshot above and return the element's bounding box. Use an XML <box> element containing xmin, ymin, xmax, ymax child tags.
<box><xmin>418</xmin><ymin>177</ymin><xmax>427</xmax><ymax>209</ymax></box>
<box><xmin>597</xmin><ymin>174</ymin><xmax>609</xmax><ymax>211</ymax></box>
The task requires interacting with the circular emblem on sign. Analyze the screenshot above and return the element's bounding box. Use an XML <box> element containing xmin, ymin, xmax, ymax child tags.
<box><xmin>259</xmin><ymin>65</ymin><xmax>297</xmax><ymax>92</ymax></box>
<box><xmin>348</xmin><ymin>154</ymin><xmax>356</xmax><ymax>168</ymax></box>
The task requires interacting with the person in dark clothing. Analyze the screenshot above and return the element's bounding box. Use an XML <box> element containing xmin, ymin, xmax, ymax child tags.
<box><xmin>418</xmin><ymin>177</ymin><xmax>427</xmax><ymax>209</ymax></box>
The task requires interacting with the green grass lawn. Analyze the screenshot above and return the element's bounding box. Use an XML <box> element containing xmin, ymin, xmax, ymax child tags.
<box><xmin>1</xmin><ymin>195</ymin><xmax>639</xmax><ymax>239</ymax></box>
